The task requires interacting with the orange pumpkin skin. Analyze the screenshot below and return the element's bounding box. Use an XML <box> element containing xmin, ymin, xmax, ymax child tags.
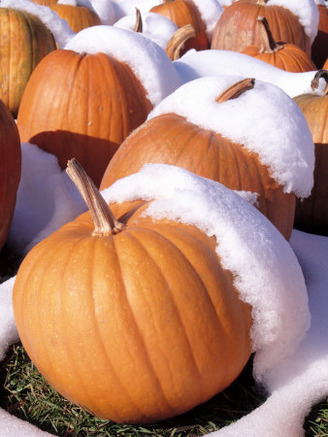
<box><xmin>242</xmin><ymin>43</ymin><xmax>316</xmax><ymax>72</ymax></box>
<box><xmin>311</xmin><ymin>4</ymin><xmax>328</xmax><ymax>69</ymax></box>
<box><xmin>49</xmin><ymin>4</ymin><xmax>101</xmax><ymax>33</ymax></box>
<box><xmin>150</xmin><ymin>0</ymin><xmax>209</xmax><ymax>53</ymax></box>
<box><xmin>294</xmin><ymin>87</ymin><xmax>328</xmax><ymax>235</ymax></box>
<box><xmin>0</xmin><ymin>100</ymin><xmax>21</xmax><ymax>251</ymax></box>
<box><xmin>0</xmin><ymin>8</ymin><xmax>56</xmax><ymax>118</ymax></box>
<box><xmin>13</xmin><ymin>199</ymin><xmax>252</xmax><ymax>424</ymax></box>
<box><xmin>100</xmin><ymin>113</ymin><xmax>296</xmax><ymax>240</ymax></box>
<box><xmin>16</xmin><ymin>50</ymin><xmax>152</xmax><ymax>187</ymax></box>
<box><xmin>210</xmin><ymin>0</ymin><xmax>311</xmax><ymax>56</ymax></box>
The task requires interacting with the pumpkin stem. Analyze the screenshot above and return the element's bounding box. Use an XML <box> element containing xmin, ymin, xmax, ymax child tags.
<box><xmin>134</xmin><ymin>8</ymin><xmax>142</xmax><ymax>33</ymax></box>
<box><xmin>258</xmin><ymin>16</ymin><xmax>282</xmax><ymax>53</ymax></box>
<box><xmin>165</xmin><ymin>24</ymin><xmax>196</xmax><ymax>60</ymax></box>
<box><xmin>66</xmin><ymin>158</ymin><xmax>125</xmax><ymax>236</ymax></box>
<box><xmin>311</xmin><ymin>69</ymin><xmax>328</xmax><ymax>95</ymax></box>
<box><xmin>216</xmin><ymin>78</ymin><xmax>255</xmax><ymax>103</ymax></box>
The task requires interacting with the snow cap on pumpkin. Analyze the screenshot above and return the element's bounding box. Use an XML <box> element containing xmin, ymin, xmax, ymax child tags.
<box><xmin>148</xmin><ymin>75</ymin><xmax>315</xmax><ymax>198</ymax></box>
<box><xmin>64</xmin><ymin>24</ymin><xmax>183</xmax><ymax>106</ymax></box>
<box><xmin>101</xmin><ymin>163</ymin><xmax>310</xmax><ymax>382</ymax></box>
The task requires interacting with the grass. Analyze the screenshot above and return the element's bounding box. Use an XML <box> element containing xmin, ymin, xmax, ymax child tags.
<box><xmin>0</xmin><ymin>344</ymin><xmax>266</xmax><ymax>437</ymax></box>
<box><xmin>1</xmin><ymin>245</ymin><xmax>328</xmax><ymax>436</ymax></box>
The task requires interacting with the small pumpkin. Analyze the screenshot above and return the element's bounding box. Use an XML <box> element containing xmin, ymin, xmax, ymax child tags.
<box><xmin>210</xmin><ymin>0</ymin><xmax>311</xmax><ymax>56</ymax></box>
<box><xmin>0</xmin><ymin>7</ymin><xmax>56</xmax><ymax>118</ymax></box>
<box><xmin>49</xmin><ymin>4</ymin><xmax>101</xmax><ymax>33</ymax></box>
<box><xmin>242</xmin><ymin>16</ymin><xmax>316</xmax><ymax>72</ymax></box>
<box><xmin>150</xmin><ymin>0</ymin><xmax>209</xmax><ymax>53</ymax></box>
<box><xmin>293</xmin><ymin>69</ymin><xmax>328</xmax><ymax>235</ymax></box>
<box><xmin>0</xmin><ymin>99</ymin><xmax>21</xmax><ymax>251</ymax></box>
<box><xmin>13</xmin><ymin>158</ymin><xmax>252</xmax><ymax>424</ymax></box>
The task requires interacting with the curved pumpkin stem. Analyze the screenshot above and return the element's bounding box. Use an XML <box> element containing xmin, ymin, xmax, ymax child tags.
<box><xmin>66</xmin><ymin>158</ymin><xmax>125</xmax><ymax>236</ymax></box>
<box><xmin>134</xmin><ymin>7</ymin><xmax>142</xmax><ymax>33</ymax></box>
<box><xmin>258</xmin><ymin>16</ymin><xmax>282</xmax><ymax>53</ymax></box>
<box><xmin>165</xmin><ymin>24</ymin><xmax>196</xmax><ymax>60</ymax></box>
<box><xmin>311</xmin><ymin>69</ymin><xmax>328</xmax><ymax>95</ymax></box>
<box><xmin>216</xmin><ymin>78</ymin><xmax>255</xmax><ymax>103</ymax></box>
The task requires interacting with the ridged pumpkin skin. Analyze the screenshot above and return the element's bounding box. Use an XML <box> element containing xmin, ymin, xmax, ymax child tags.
<box><xmin>49</xmin><ymin>4</ymin><xmax>101</xmax><ymax>33</ymax></box>
<box><xmin>293</xmin><ymin>79</ymin><xmax>328</xmax><ymax>235</ymax></box>
<box><xmin>0</xmin><ymin>100</ymin><xmax>21</xmax><ymax>251</ymax></box>
<box><xmin>150</xmin><ymin>0</ymin><xmax>209</xmax><ymax>53</ymax></box>
<box><xmin>210</xmin><ymin>0</ymin><xmax>311</xmax><ymax>56</ymax></box>
<box><xmin>13</xmin><ymin>199</ymin><xmax>252</xmax><ymax>424</ymax></box>
<box><xmin>17</xmin><ymin>50</ymin><xmax>152</xmax><ymax>187</ymax></box>
<box><xmin>0</xmin><ymin>8</ymin><xmax>56</xmax><ymax>118</ymax></box>
<box><xmin>100</xmin><ymin>113</ymin><xmax>296</xmax><ymax>240</ymax></box>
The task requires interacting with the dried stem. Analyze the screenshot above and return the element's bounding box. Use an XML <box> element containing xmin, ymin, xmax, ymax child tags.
<box><xmin>66</xmin><ymin>159</ymin><xmax>125</xmax><ymax>237</ymax></box>
<box><xmin>257</xmin><ymin>16</ymin><xmax>282</xmax><ymax>53</ymax></box>
<box><xmin>311</xmin><ymin>69</ymin><xmax>328</xmax><ymax>95</ymax></box>
<box><xmin>134</xmin><ymin>8</ymin><xmax>142</xmax><ymax>33</ymax></box>
<box><xmin>216</xmin><ymin>78</ymin><xmax>255</xmax><ymax>103</ymax></box>
<box><xmin>166</xmin><ymin>24</ymin><xmax>196</xmax><ymax>60</ymax></box>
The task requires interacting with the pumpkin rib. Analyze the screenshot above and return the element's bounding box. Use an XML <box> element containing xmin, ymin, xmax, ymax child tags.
<box><xmin>115</xmin><ymin>229</ymin><xmax>205</xmax><ymax>380</ymax></box>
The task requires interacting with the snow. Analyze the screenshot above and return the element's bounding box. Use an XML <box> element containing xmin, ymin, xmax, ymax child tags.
<box><xmin>148</xmin><ymin>75</ymin><xmax>315</xmax><ymax>198</ymax></box>
<box><xmin>1</xmin><ymin>145</ymin><xmax>328</xmax><ymax>437</ymax></box>
<box><xmin>114</xmin><ymin>11</ymin><xmax>179</xmax><ymax>50</ymax></box>
<box><xmin>188</xmin><ymin>0</ymin><xmax>223</xmax><ymax>40</ymax></box>
<box><xmin>174</xmin><ymin>49</ymin><xmax>323</xmax><ymax>98</ymax></box>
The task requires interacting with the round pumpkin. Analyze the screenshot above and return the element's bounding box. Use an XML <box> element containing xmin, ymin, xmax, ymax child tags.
<box><xmin>100</xmin><ymin>77</ymin><xmax>307</xmax><ymax>240</ymax></box>
<box><xmin>242</xmin><ymin>16</ymin><xmax>316</xmax><ymax>72</ymax></box>
<box><xmin>0</xmin><ymin>7</ymin><xmax>56</xmax><ymax>118</ymax></box>
<box><xmin>0</xmin><ymin>99</ymin><xmax>21</xmax><ymax>251</ymax></box>
<box><xmin>16</xmin><ymin>49</ymin><xmax>152</xmax><ymax>188</ymax></box>
<box><xmin>210</xmin><ymin>0</ymin><xmax>311</xmax><ymax>56</ymax></box>
<box><xmin>13</xmin><ymin>159</ymin><xmax>252</xmax><ymax>424</ymax></box>
<box><xmin>150</xmin><ymin>0</ymin><xmax>209</xmax><ymax>53</ymax></box>
<box><xmin>49</xmin><ymin>4</ymin><xmax>101</xmax><ymax>33</ymax></box>
<box><xmin>293</xmin><ymin>70</ymin><xmax>328</xmax><ymax>235</ymax></box>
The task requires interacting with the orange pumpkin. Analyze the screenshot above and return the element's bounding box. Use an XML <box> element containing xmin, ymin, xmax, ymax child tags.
<box><xmin>49</xmin><ymin>4</ymin><xmax>101</xmax><ymax>33</ymax></box>
<box><xmin>0</xmin><ymin>7</ymin><xmax>56</xmax><ymax>118</ymax></box>
<box><xmin>100</xmin><ymin>78</ymin><xmax>297</xmax><ymax>240</ymax></box>
<box><xmin>242</xmin><ymin>16</ymin><xmax>316</xmax><ymax>72</ymax></box>
<box><xmin>210</xmin><ymin>0</ymin><xmax>311</xmax><ymax>56</ymax></box>
<box><xmin>13</xmin><ymin>159</ymin><xmax>252</xmax><ymax>424</ymax></box>
<box><xmin>311</xmin><ymin>3</ymin><xmax>328</xmax><ymax>69</ymax></box>
<box><xmin>0</xmin><ymin>100</ymin><xmax>21</xmax><ymax>251</ymax></box>
<box><xmin>293</xmin><ymin>70</ymin><xmax>328</xmax><ymax>235</ymax></box>
<box><xmin>16</xmin><ymin>49</ymin><xmax>152</xmax><ymax>187</ymax></box>
<box><xmin>150</xmin><ymin>0</ymin><xmax>209</xmax><ymax>53</ymax></box>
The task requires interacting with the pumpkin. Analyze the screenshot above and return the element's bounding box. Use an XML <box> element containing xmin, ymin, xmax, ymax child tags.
<box><xmin>49</xmin><ymin>4</ymin><xmax>101</xmax><ymax>33</ymax></box>
<box><xmin>293</xmin><ymin>70</ymin><xmax>328</xmax><ymax>235</ymax></box>
<box><xmin>210</xmin><ymin>0</ymin><xmax>311</xmax><ymax>56</ymax></box>
<box><xmin>311</xmin><ymin>3</ymin><xmax>328</xmax><ymax>69</ymax></box>
<box><xmin>242</xmin><ymin>16</ymin><xmax>316</xmax><ymax>72</ymax></box>
<box><xmin>100</xmin><ymin>78</ymin><xmax>298</xmax><ymax>240</ymax></box>
<box><xmin>13</xmin><ymin>158</ymin><xmax>252</xmax><ymax>424</ymax></box>
<box><xmin>0</xmin><ymin>7</ymin><xmax>56</xmax><ymax>118</ymax></box>
<box><xmin>0</xmin><ymin>99</ymin><xmax>21</xmax><ymax>251</ymax></box>
<box><xmin>16</xmin><ymin>48</ymin><xmax>152</xmax><ymax>188</ymax></box>
<box><xmin>150</xmin><ymin>0</ymin><xmax>209</xmax><ymax>53</ymax></box>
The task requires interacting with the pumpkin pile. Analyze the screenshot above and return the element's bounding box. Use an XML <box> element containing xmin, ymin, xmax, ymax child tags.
<box><xmin>0</xmin><ymin>0</ymin><xmax>327</xmax><ymax>429</ymax></box>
